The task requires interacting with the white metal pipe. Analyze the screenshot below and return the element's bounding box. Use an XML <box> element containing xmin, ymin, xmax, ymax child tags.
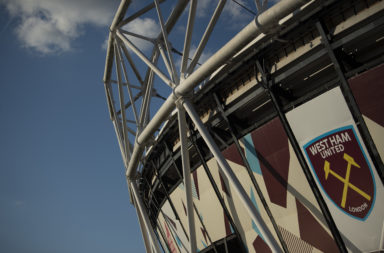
<box><xmin>107</xmin><ymin>0</ymin><xmax>189</xmax><ymax>136</ymax></box>
<box><xmin>105</xmin><ymin>82</ymin><xmax>126</xmax><ymax>160</ymax></box>
<box><xmin>121</xmin><ymin>44</ymin><xmax>144</xmax><ymax>86</ymax></box>
<box><xmin>140</xmin><ymin>69</ymin><xmax>155</xmax><ymax>128</ymax></box>
<box><xmin>119</xmin><ymin>1</ymin><xmax>165</xmax><ymax>28</ymax></box>
<box><xmin>116</xmin><ymin>30</ymin><xmax>175</xmax><ymax>88</ymax></box>
<box><xmin>136</xmin><ymin>0</ymin><xmax>189</xmax><ymax>90</ymax></box>
<box><xmin>177</xmin><ymin>103</ymin><xmax>197</xmax><ymax>253</ymax></box>
<box><xmin>112</xmin><ymin>120</ymin><xmax>128</xmax><ymax>167</ymax></box>
<box><xmin>114</xmin><ymin>42</ymin><xmax>132</xmax><ymax>160</ymax></box>
<box><xmin>178</xmin><ymin>0</ymin><xmax>307</xmax><ymax>97</ymax></box>
<box><xmin>126</xmin><ymin>0</ymin><xmax>310</xmax><ymax>178</ymax></box>
<box><xmin>158</xmin><ymin>43</ymin><xmax>175</xmax><ymax>85</ymax></box>
<box><xmin>104</xmin><ymin>0</ymin><xmax>188</xmax><ymax>87</ymax></box>
<box><xmin>103</xmin><ymin>0</ymin><xmax>131</xmax><ymax>83</ymax></box>
<box><xmin>120</xmin><ymin>30</ymin><xmax>156</xmax><ymax>43</ymax></box>
<box><xmin>103</xmin><ymin>82</ymin><xmax>114</xmax><ymax>120</ymax></box>
<box><xmin>126</xmin><ymin>94</ymin><xmax>176</xmax><ymax>178</ymax></box>
<box><xmin>126</xmin><ymin>125</ymin><xmax>136</xmax><ymax>136</ymax></box>
<box><xmin>140</xmin><ymin>50</ymin><xmax>159</xmax><ymax>128</ymax></box>
<box><xmin>131</xmin><ymin>180</ymin><xmax>161</xmax><ymax>253</ymax></box>
<box><xmin>182</xmin><ymin>99</ymin><xmax>282</xmax><ymax>252</ymax></box>
<box><xmin>254</xmin><ymin>0</ymin><xmax>262</xmax><ymax>13</ymax></box>
<box><xmin>103</xmin><ymin>33</ymin><xmax>115</xmax><ymax>83</ymax></box>
<box><xmin>116</xmin><ymin>41</ymin><xmax>140</xmax><ymax>126</ymax></box>
<box><xmin>154</xmin><ymin>0</ymin><xmax>179</xmax><ymax>84</ymax></box>
<box><xmin>180</xmin><ymin>0</ymin><xmax>197</xmax><ymax>77</ymax></box>
<box><xmin>186</xmin><ymin>0</ymin><xmax>226</xmax><ymax>75</ymax></box>
<box><xmin>111</xmin><ymin>0</ymin><xmax>131</xmax><ymax>31</ymax></box>
<box><xmin>134</xmin><ymin>195</ymin><xmax>153</xmax><ymax>253</ymax></box>
<box><xmin>262</xmin><ymin>0</ymin><xmax>269</xmax><ymax>12</ymax></box>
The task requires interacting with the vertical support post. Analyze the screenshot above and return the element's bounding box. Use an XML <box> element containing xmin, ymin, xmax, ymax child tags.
<box><xmin>152</xmin><ymin>195</ymin><xmax>183</xmax><ymax>253</ymax></box>
<box><xmin>131</xmin><ymin>180</ymin><xmax>162</xmax><ymax>253</ymax></box>
<box><xmin>116</xmin><ymin>30</ymin><xmax>175</xmax><ymax>88</ymax></box>
<box><xmin>182</xmin><ymin>98</ymin><xmax>282</xmax><ymax>253</ymax></box>
<box><xmin>177</xmin><ymin>103</ymin><xmax>197</xmax><ymax>253</ymax></box>
<box><xmin>154</xmin><ymin>0</ymin><xmax>179</xmax><ymax>84</ymax></box>
<box><xmin>192</xmin><ymin>203</ymin><xmax>219</xmax><ymax>253</ymax></box>
<box><xmin>156</xmin><ymin>220</ymin><xmax>171</xmax><ymax>253</ymax></box>
<box><xmin>159</xmin><ymin>203</ymin><xmax>183</xmax><ymax>253</ymax></box>
<box><xmin>152</xmin><ymin>225</ymin><xmax>166</xmax><ymax>253</ymax></box>
<box><xmin>180</xmin><ymin>0</ymin><xmax>197</xmax><ymax>77</ymax></box>
<box><xmin>168</xmin><ymin>123</ymin><xmax>220</xmax><ymax>253</ymax></box>
<box><xmin>255</xmin><ymin>60</ymin><xmax>347</xmax><ymax>253</ymax></box>
<box><xmin>140</xmin><ymin>49</ymin><xmax>160</xmax><ymax>129</ymax></box>
<box><xmin>186</xmin><ymin>0</ymin><xmax>226</xmax><ymax>75</ymax></box>
<box><xmin>316</xmin><ymin>21</ymin><xmax>384</xmax><ymax>183</ymax></box>
<box><xmin>224</xmin><ymin>236</ymin><xmax>229</xmax><ymax>253</ymax></box>
<box><xmin>213</xmin><ymin>93</ymin><xmax>289</xmax><ymax>253</ymax></box>
<box><xmin>141</xmin><ymin>178</ymin><xmax>173</xmax><ymax>253</ymax></box>
<box><xmin>115</xmin><ymin>40</ymin><xmax>140</xmax><ymax>126</ymax></box>
<box><xmin>114</xmin><ymin>42</ymin><xmax>131</xmax><ymax>164</ymax></box>
<box><xmin>153</xmin><ymin>159</ymin><xmax>190</xmax><ymax>242</ymax></box>
<box><xmin>134</xmin><ymin>195</ymin><xmax>153</xmax><ymax>253</ymax></box>
<box><xmin>189</xmin><ymin>128</ymin><xmax>247</xmax><ymax>253</ymax></box>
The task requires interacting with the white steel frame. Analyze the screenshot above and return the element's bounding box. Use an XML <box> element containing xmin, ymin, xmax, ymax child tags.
<box><xmin>103</xmin><ymin>0</ymin><xmax>312</xmax><ymax>252</ymax></box>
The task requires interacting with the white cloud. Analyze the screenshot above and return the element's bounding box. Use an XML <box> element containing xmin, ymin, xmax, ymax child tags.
<box><xmin>190</xmin><ymin>45</ymin><xmax>212</xmax><ymax>65</ymax></box>
<box><xmin>175</xmin><ymin>45</ymin><xmax>213</xmax><ymax>73</ymax></box>
<box><xmin>101</xmin><ymin>36</ymin><xmax>109</xmax><ymax>51</ymax></box>
<box><xmin>196</xmin><ymin>0</ymin><xmax>212</xmax><ymax>17</ymax></box>
<box><xmin>13</xmin><ymin>200</ymin><xmax>24</xmax><ymax>207</ymax></box>
<box><xmin>196</xmin><ymin>0</ymin><xmax>250</xmax><ymax>19</ymax></box>
<box><xmin>194</xmin><ymin>0</ymin><xmax>250</xmax><ymax>29</ymax></box>
<box><xmin>121</xmin><ymin>18</ymin><xmax>160</xmax><ymax>52</ymax></box>
<box><xmin>0</xmin><ymin>0</ymin><xmax>119</xmax><ymax>54</ymax></box>
<box><xmin>223</xmin><ymin>0</ymin><xmax>249</xmax><ymax>20</ymax></box>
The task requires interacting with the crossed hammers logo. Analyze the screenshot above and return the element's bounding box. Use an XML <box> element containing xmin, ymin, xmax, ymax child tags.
<box><xmin>324</xmin><ymin>153</ymin><xmax>371</xmax><ymax>208</ymax></box>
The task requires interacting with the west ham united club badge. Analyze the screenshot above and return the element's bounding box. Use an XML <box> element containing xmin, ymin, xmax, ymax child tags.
<box><xmin>303</xmin><ymin>126</ymin><xmax>375</xmax><ymax>220</ymax></box>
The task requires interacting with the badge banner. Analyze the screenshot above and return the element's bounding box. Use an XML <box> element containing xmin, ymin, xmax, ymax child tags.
<box><xmin>286</xmin><ymin>87</ymin><xmax>384</xmax><ymax>252</ymax></box>
<box><xmin>303</xmin><ymin>126</ymin><xmax>375</xmax><ymax>220</ymax></box>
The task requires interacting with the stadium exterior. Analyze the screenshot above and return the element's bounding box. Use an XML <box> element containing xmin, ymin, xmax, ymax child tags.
<box><xmin>103</xmin><ymin>0</ymin><xmax>384</xmax><ymax>252</ymax></box>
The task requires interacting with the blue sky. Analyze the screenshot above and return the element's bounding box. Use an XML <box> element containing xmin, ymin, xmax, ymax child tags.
<box><xmin>0</xmin><ymin>0</ymin><xmax>146</xmax><ymax>252</ymax></box>
<box><xmin>0</xmin><ymin>0</ymin><xmax>259</xmax><ymax>252</ymax></box>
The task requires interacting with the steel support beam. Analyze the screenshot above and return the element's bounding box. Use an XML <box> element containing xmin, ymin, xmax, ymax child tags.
<box><xmin>213</xmin><ymin>93</ymin><xmax>289</xmax><ymax>253</ymax></box>
<box><xmin>168</xmin><ymin>123</ymin><xmax>220</xmax><ymax>253</ymax></box>
<box><xmin>131</xmin><ymin>180</ymin><xmax>161</xmax><ymax>253</ymax></box>
<box><xmin>186</xmin><ymin>0</ymin><xmax>227</xmax><ymax>75</ymax></box>
<box><xmin>182</xmin><ymin>98</ymin><xmax>282</xmax><ymax>252</ymax></box>
<box><xmin>145</xmin><ymin>178</ymin><xmax>183</xmax><ymax>253</ymax></box>
<box><xmin>192</xmin><ymin>203</ymin><xmax>218</xmax><ymax>253</ymax></box>
<box><xmin>115</xmin><ymin>41</ymin><xmax>140</xmax><ymax>126</ymax></box>
<box><xmin>142</xmin><ymin>178</ymin><xmax>173</xmax><ymax>253</ymax></box>
<box><xmin>154</xmin><ymin>0</ymin><xmax>179</xmax><ymax>84</ymax></box>
<box><xmin>255</xmin><ymin>60</ymin><xmax>348</xmax><ymax>252</ymax></box>
<box><xmin>112</xmin><ymin>120</ymin><xmax>128</xmax><ymax>167</ymax></box>
<box><xmin>316</xmin><ymin>21</ymin><xmax>384</xmax><ymax>183</ymax></box>
<box><xmin>119</xmin><ymin>0</ymin><xmax>166</xmax><ymax>27</ymax></box>
<box><xmin>181</xmin><ymin>0</ymin><xmax>197</xmax><ymax>77</ymax></box>
<box><xmin>126</xmin><ymin>0</ymin><xmax>311</xmax><ymax>179</ymax></box>
<box><xmin>114</xmin><ymin>42</ymin><xmax>132</xmax><ymax>163</ymax></box>
<box><xmin>177</xmin><ymin>104</ymin><xmax>197</xmax><ymax>253</ymax></box>
<box><xmin>140</xmin><ymin>50</ymin><xmax>160</xmax><ymax>129</ymax></box>
<box><xmin>153</xmin><ymin>160</ymin><xmax>190</xmax><ymax>242</ymax></box>
<box><xmin>117</xmin><ymin>30</ymin><xmax>175</xmax><ymax>88</ymax></box>
<box><xmin>103</xmin><ymin>0</ymin><xmax>131</xmax><ymax>84</ymax></box>
<box><xmin>135</xmin><ymin>197</ymin><xmax>155</xmax><ymax>253</ymax></box>
<box><xmin>189</xmin><ymin>126</ymin><xmax>247</xmax><ymax>253</ymax></box>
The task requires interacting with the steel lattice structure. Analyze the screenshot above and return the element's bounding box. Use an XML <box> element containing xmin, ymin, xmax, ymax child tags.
<box><xmin>103</xmin><ymin>0</ymin><xmax>384</xmax><ymax>252</ymax></box>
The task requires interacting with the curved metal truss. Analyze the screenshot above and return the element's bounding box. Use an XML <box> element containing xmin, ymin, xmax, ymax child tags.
<box><xmin>103</xmin><ymin>0</ymin><xmax>275</xmax><ymax>174</ymax></box>
<box><xmin>103</xmin><ymin>0</ymin><xmax>317</xmax><ymax>252</ymax></box>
